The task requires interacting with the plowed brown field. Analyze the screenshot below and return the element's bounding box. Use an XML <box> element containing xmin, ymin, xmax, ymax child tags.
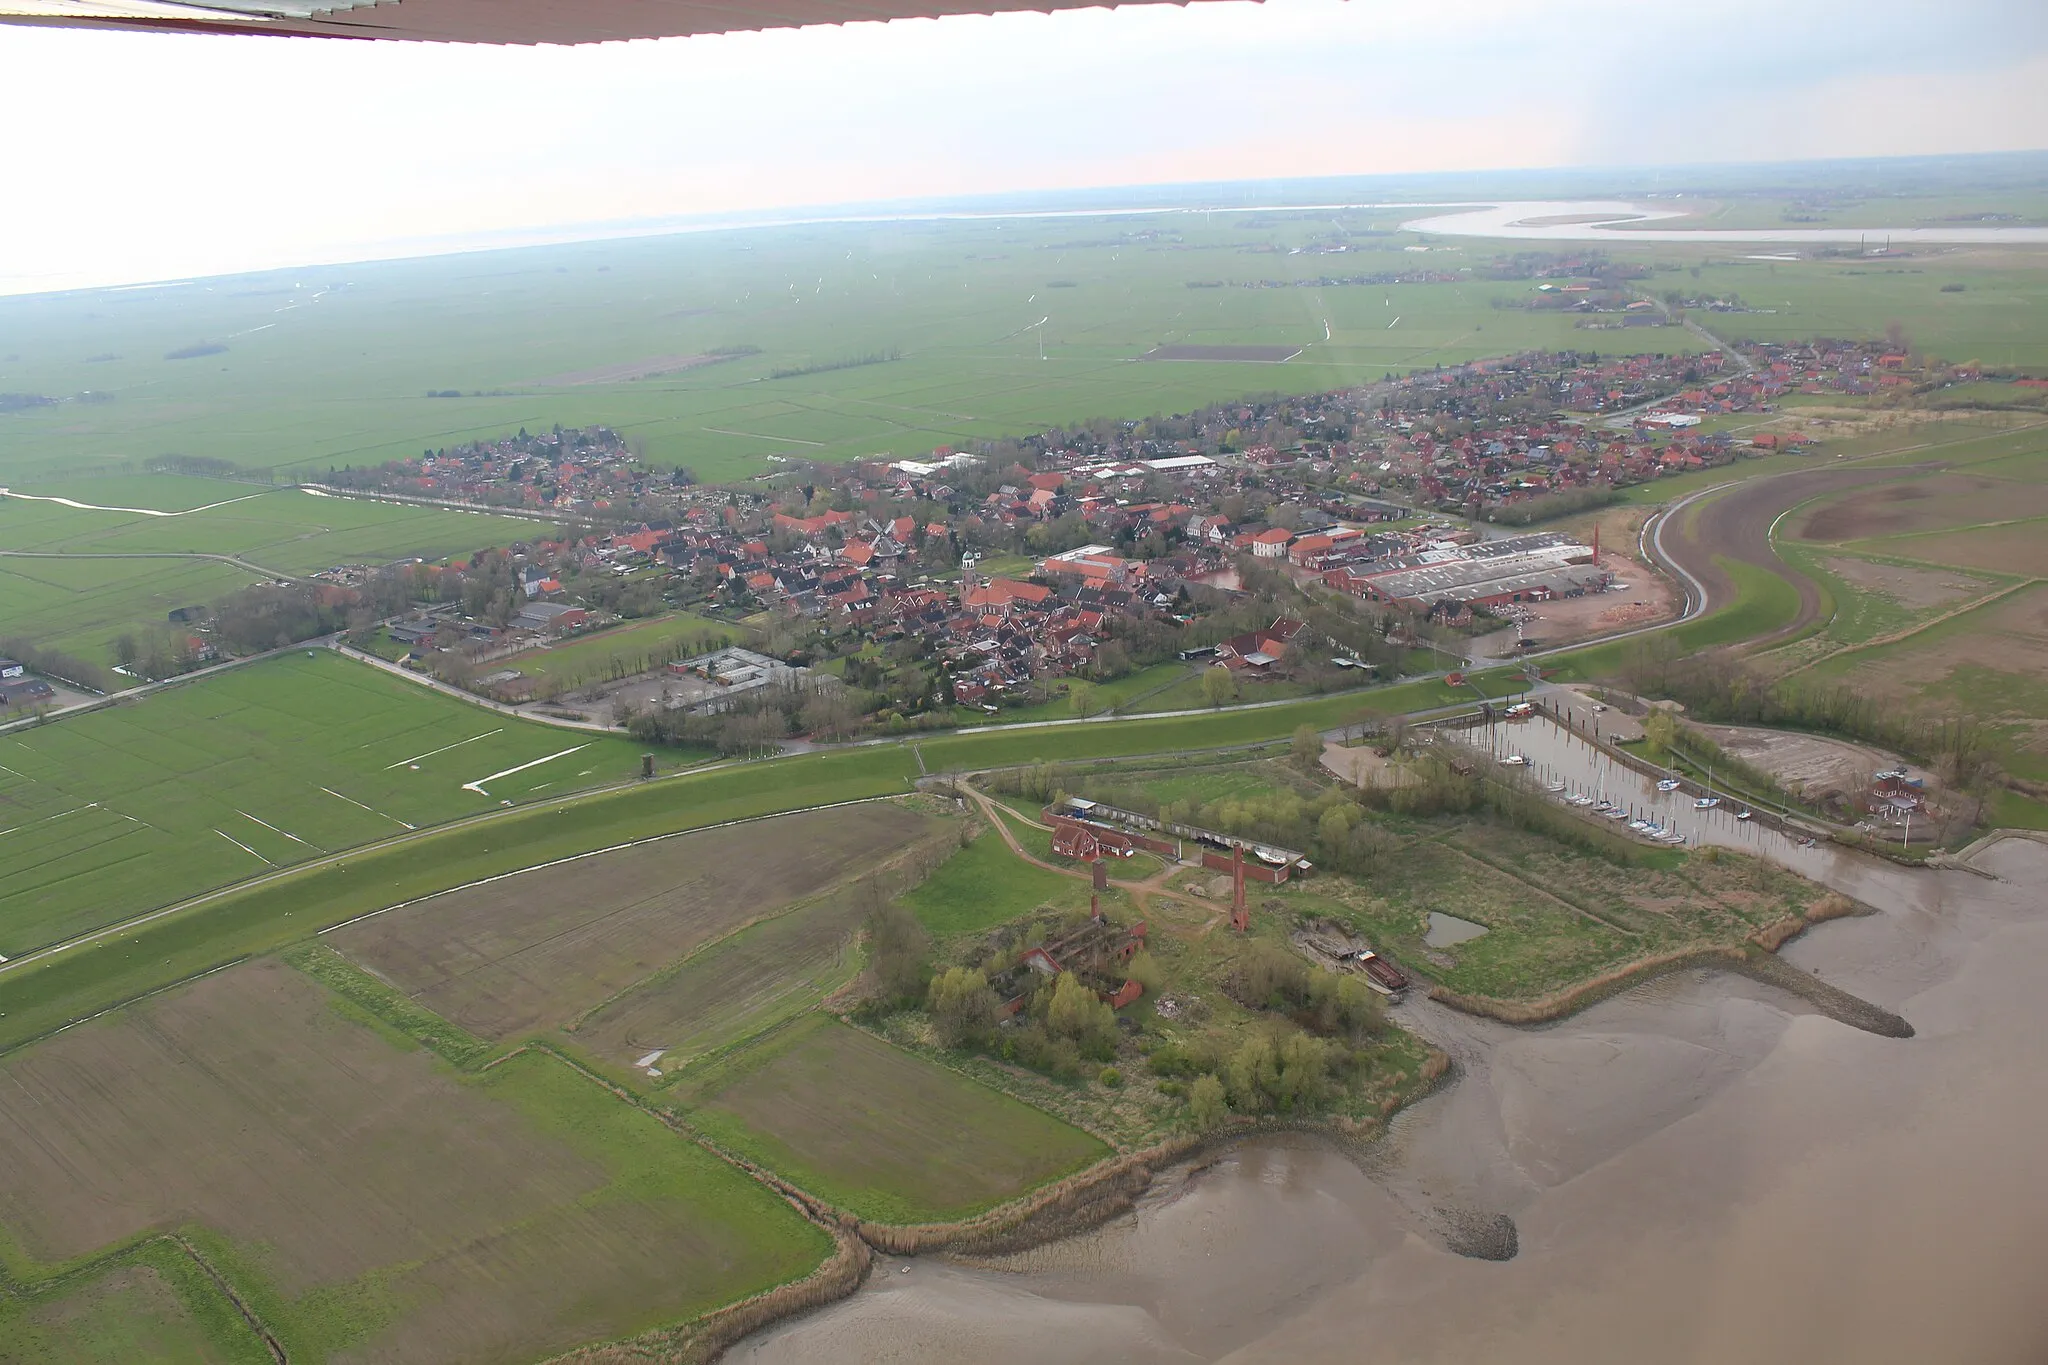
<box><xmin>575</xmin><ymin>886</ymin><xmax>868</xmax><ymax>1071</ymax></box>
<box><xmin>331</xmin><ymin>802</ymin><xmax>942</xmax><ymax>1038</ymax></box>
<box><xmin>1797</xmin><ymin>472</ymin><xmax>2048</xmax><ymax>542</ymax></box>
<box><xmin>0</xmin><ymin>958</ymin><xmax>828</xmax><ymax>1364</ymax></box>
<box><xmin>1663</xmin><ymin>462</ymin><xmax>1943</xmax><ymax>646</ymax></box>
<box><xmin>0</xmin><ymin>959</ymin><xmax>598</xmax><ymax>1283</ymax></box>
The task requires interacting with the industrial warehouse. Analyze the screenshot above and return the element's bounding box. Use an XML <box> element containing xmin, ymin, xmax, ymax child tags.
<box><xmin>1320</xmin><ymin>530</ymin><xmax>1610</xmax><ymax>613</ymax></box>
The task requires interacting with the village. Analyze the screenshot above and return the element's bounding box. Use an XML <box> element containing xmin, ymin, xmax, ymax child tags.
<box><xmin>63</xmin><ymin>332</ymin><xmax>1925</xmax><ymax>751</ymax></box>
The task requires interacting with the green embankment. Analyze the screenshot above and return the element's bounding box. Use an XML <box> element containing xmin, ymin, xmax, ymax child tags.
<box><xmin>0</xmin><ymin>540</ymin><xmax>1891</xmax><ymax>1061</ymax></box>
<box><xmin>0</xmin><ymin>667</ymin><xmax>1516</xmax><ymax>1053</ymax></box>
<box><xmin>0</xmin><ymin>650</ymin><xmax>652</xmax><ymax>956</ymax></box>
<box><xmin>0</xmin><ymin>746</ymin><xmax>921</xmax><ymax>1054</ymax></box>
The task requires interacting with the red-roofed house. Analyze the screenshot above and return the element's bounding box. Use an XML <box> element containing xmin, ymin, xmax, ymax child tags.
<box><xmin>1216</xmin><ymin>617</ymin><xmax>1307</xmax><ymax>675</ymax></box>
<box><xmin>961</xmin><ymin>578</ymin><xmax>1054</xmax><ymax>616</ymax></box>
<box><xmin>1250</xmin><ymin>527</ymin><xmax>1294</xmax><ymax>558</ymax></box>
<box><xmin>774</xmin><ymin>509</ymin><xmax>853</xmax><ymax>536</ymax></box>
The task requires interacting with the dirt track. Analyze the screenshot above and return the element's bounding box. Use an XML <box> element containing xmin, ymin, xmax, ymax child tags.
<box><xmin>1659</xmin><ymin>462</ymin><xmax>1944</xmax><ymax>648</ymax></box>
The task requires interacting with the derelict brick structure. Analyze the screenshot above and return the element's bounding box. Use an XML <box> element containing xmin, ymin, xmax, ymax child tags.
<box><xmin>1230</xmin><ymin>844</ymin><xmax>1248</xmax><ymax>934</ymax></box>
<box><xmin>1203</xmin><ymin>847</ymin><xmax>1292</xmax><ymax>886</ymax></box>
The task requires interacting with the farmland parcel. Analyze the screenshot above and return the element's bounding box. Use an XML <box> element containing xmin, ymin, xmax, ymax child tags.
<box><xmin>0</xmin><ymin>959</ymin><xmax>829</xmax><ymax>1363</ymax></box>
<box><xmin>331</xmin><ymin>801</ymin><xmax>951</xmax><ymax>1038</ymax></box>
<box><xmin>0</xmin><ymin>650</ymin><xmax>646</xmax><ymax>956</ymax></box>
<box><xmin>683</xmin><ymin>1014</ymin><xmax>1109</xmax><ymax>1225</ymax></box>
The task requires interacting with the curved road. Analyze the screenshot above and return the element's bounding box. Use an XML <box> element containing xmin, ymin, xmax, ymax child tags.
<box><xmin>1652</xmin><ymin>461</ymin><xmax>1946</xmax><ymax>649</ymax></box>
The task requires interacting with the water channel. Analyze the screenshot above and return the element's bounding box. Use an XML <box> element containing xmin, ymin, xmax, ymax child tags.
<box><xmin>1400</xmin><ymin>200</ymin><xmax>2048</xmax><ymax>246</ymax></box>
<box><xmin>732</xmin><ymin>718</ymin><xmax>2048</xmax><ymax>1364</ymax></box>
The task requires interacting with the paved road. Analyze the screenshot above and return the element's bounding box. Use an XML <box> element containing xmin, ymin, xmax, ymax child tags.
<box><xmin>332</xmin><ymin>641</ymin><xmax>621</xmax><ymax>733</ymax></box>
<box><xmin>0</xmin><ymin>635</ymin><xmax>339</xmax><ymax>737</ymax></box>
<box><xmin>1655</xmin><ymin>461</ymin><xmax>1946</xmax><ymax>648</ymax></box>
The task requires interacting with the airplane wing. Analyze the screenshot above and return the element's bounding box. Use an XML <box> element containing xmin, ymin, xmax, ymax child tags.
<box><xmin>0</xmin><ymin>0</ymin><xmax>1225</xmax><ymax>43</ymax></box>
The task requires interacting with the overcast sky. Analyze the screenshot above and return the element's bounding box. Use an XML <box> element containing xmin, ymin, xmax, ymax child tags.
<box><xmin>3</xmin><ymin>0</ymin><xmax>2045</xmax><ymax>293</ymax></box>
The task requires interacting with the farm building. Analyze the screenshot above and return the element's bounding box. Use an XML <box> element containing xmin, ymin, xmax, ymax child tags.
<box><xmin>1327</xmin><ymin>532</ymin><xmax>1607</xmax><ymax>612</ymax></box>
<box><xmin>514</xmin><ymin>601</ymin><xmax>589</xmax><ymax>634</ymax></box>
<box><xmin>665</xmin><ymin>646</ymin><xmax>813</xmax><ymax>713</ymax></box>
<box><xmin>0</xmin><ymin>658</ymin><xmax>22</xmax><ymax>680</ymax></box>
<box><xmin>1215</xmin><ymin>617</ymin><xmax>1308</xmax><ymax>676</ymax></box>
<box><xmin>0</xmin><ymin>677</ymin><xmax>55</xmax><ymax>708</ymax></box>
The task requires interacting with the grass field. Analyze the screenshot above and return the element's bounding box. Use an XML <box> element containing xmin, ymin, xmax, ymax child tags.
<box><xmin>682</xmin><ymin>1014</ymin><xmax>1107</xmax><ymax>1224</ymax></box>
<box><xmin>497</xmin><ymin>610</ymin><xmax>742</xmax><ymax>687</ymax></box>
<box><xmin>0</xmin><ymin>478</ymin><xmax>560</xmax><ymax>659</ymax></box>
<box><xmin>572</xmin><ymin>885</ymin><xmax>872</xmax><ymax>1074</ymax></box>
<box><xmin>901</xmin><ymin>825</ymin><xmax>1076</xmax><ymax>936</ymax></box>
<box><xmin>0</xmin><ymin>650</ymin><xmax>647</xmax><ymax>956</ymax></box>
<box><xmin>0</xmin><ymin>958</ymin><xmax>830</xmax><ymax>1362</ymax></box>
<box><xmin>0</xmin><ymin>211</ymin><xmax>1720</xmax><ymax>491</ymax></box>
<box><xmin>1280</xmin><ymin>822</ymin><xmax>1819</xmax><ymax>1001</ymax></box>
<box><xmin>0</xmin><ymin>479</ymin><xmax>553</xmax><ymax>575</ymax></box>
<box><xmin>0</xmin><ymin>555</ymin><xmax>264</xmax><ymax>663</ymax></box>
<box><xmin>0</xmin><ymin>1250</ymin><xmax>269</xmax><ymax>1365</ymax></box>
<box><xmin>1762</xmin><ymin>438</ymin><xmax>2048</xmax><ymax>777</ymax></box>
<box><xmin>1796</xmin><ymin>583</ymin><xmax>2048</xmax><ymax>779</ymax></box>
<box><xmin>0</xmin><ymin>474</ymin><xmax>569</xmax><ymax>667</ymax></box>
<box><xmin>331</xmin><ymin>801</ymin><xmax>946</xmax><ymax>1038</ymax></box>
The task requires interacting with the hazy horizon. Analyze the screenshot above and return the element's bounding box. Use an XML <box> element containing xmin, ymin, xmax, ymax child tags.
<box><xmin>5</xmin><ymin>151</ymin><xmax>2048</xmax><ymax>301</ymax></box>
<box><xmin>4</xmin><ymin>0</ymin><xmax>2045</xmax><ymax>295</ymax></box>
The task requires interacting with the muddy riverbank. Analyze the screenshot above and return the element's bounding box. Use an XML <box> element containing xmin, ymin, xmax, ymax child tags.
<box><xmin>728</xmin><ymin>805</ymin><xmax>2048</xmax><ymax>1365</ymax></box>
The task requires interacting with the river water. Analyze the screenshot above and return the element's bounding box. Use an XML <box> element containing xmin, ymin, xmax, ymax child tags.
<box><xmin>1400</xmin><ymin>200</ymin><xmax>2048</xmax><ymax>246</ymax></box>
<box><xmin>732</xmin><ymin>718</ymin><xmax>2048</xmax><ymax>1365</ymax></box>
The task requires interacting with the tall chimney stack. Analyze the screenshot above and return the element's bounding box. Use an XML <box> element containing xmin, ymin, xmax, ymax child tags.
<box><xmin>1231</xmin><ymin>844</ymin><xmax>1249</xmax><ymax>934</ymax></box>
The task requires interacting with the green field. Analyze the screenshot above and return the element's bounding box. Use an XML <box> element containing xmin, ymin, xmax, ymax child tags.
<box><xmin>500</xmin><ymin>610</ymin><xmax>742</xmax><ymax>686</ymax></box>
<box><xmin>0</xmin><ymin>555</ymin><xmax>263</xmax><ymax>663</ymax></box>
<box><xmin>901</xmin><ymin>826</ymin><xmax>1075</xmax><ymax>936</ymax></box>
<box><xmin>0</xmin><ymin>1245</ymin><xmax>270</xmax><ymax>1365</ymax></box>
<box><xmin>0</xmin><ymin>650</ymin><xmax>648</xmax><ymax>955</ymax></box>
<box><xmin>0</xmin><ymin>958</ymin><xmax>830</xmax><ymax>1363</ymax></box>
<box><xmin>682</xmin><ymin>1014</ymin><xmax>1107</xmax><ymax>1224</ymax></box>
<box><xmin>0</xmin><ymin>475</ymin><xmax>565</xmax><ymax>662</ymax></box>
<box><xmin>0</xmin><ymin>211</ymin><xmax>1721</xmax><ymax>491</ymax></box>
<box><xmin>0</xmin><ymin>480</ymin><xmax>553</xmax><ymax>575</ymax></box>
